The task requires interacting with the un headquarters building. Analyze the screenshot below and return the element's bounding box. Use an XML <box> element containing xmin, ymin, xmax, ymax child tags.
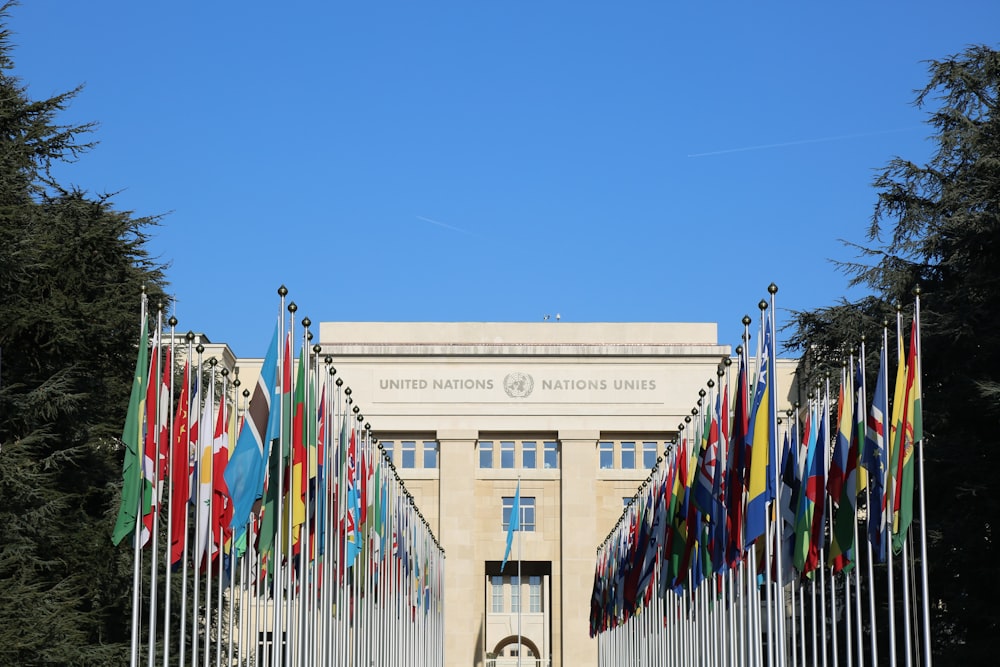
<box><xmin>218</xmin><ymin>321</ymin><xmax>799</xmax><ymax>667</ymax></box>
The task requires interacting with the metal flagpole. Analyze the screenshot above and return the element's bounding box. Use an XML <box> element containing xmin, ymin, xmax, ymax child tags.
<box><xmin>913</xmin><ymin>289</ymin><xmax>932</xmax><ymax>667</ymax></box>
<box><xmin>163</xmin><ymin>314</ymin><xmax>177</xmax><ymax>667</ymax></box>
<box><xmin>127</xmin><ymin>291</ymin><xmax>148</xmax><ymax>667</ymax></box>
<box><xmin>517</xmin><ymin>473</ymin><xmax>522</xmax><ymax>667</ymax></box>
<box><xmin>202</xmin><ymin>357</ymin><xmax>217</xmax><ymax>667</ymax></box>
<box><xmin>147</xmin><ymin>305</ymin><xmax>164</xmax><ymax>667</ymax></box>
<box><xmin>178</xmin><ymin>331</ymin><xmax>195</xmax><ymax>667</ymax></box>
<box><xmin>191</xmin><ymin>342</ymin><xmax>204</xmax><ymax>667</ymax></box>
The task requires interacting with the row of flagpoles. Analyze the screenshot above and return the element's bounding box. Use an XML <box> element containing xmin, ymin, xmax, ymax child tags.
<box><xmin>590</xmin><ymin>285</ymin><xmax>931</xmax><ymax>667</ymax></box>
<box><xmin>112</xmin><ymin>287</ymin><xmax>445</xmax><ymax>667</ymax></box>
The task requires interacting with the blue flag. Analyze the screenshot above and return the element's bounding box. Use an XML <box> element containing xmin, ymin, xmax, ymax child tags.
<box><xmin>501</xmin><ymin>480</ymin><xmax>520</xmax><ymax>571</ymax></box>
<box><xmin>864</xmin><ymin>342</ymin><xmax>889</xmax><ymax>561</ymax></box>
<box><xmin>224</xmin><ymin>321</ymin><xmax>280</xmax><ymax>543</ymax></box>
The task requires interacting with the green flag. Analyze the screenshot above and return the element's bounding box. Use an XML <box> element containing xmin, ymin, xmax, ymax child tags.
<box><xmin>112</xmin><ymin>310</ymin><xmax>149</xmax><ymax>546</ymax></box>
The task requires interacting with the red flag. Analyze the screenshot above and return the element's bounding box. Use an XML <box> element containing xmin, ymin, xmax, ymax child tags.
<box><xmin>169</xmin><ymin>362</ymin><xmax>191</xmax><ymax>566</ymax></box>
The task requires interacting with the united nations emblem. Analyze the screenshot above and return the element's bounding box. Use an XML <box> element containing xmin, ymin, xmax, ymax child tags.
<box><xmin>503</xmin><ymin>372</ymin><xmax>534</xmax><ymax>398</ymax></box>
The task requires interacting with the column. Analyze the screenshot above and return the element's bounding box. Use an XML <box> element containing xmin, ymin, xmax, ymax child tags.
<box><xmin>437</xmin><ymin>430</ymin><xmax>480</xmax><ymax>667</ymax></box>
<box><xmin>558</xmin><ymin>429</ymin><xmax>600</xmax><ymax>667</ymax></box>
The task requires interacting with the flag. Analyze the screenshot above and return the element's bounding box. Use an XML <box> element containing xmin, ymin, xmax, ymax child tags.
<box><xmin>210</xmin><ymin>387</ymin><xmax>232</xmax><ymax>565</ymax></box>
<box><xmin>259</xmin><ymin>331</ymin><xmax>293</xmax><ymax>558</ymax></box>
<box><xmin>886</xmin><ymin>317</ymin><xmax>909</xmax><ymax>553</ymax></box>
<box><xmin>194</xmin><ymin>375</ymin><xmax>215</xmax><ymax>569</ymax></box>
<box><xmin>793</xmin><ymin>405</ymin><xmax>818</xmax><ymax>573</ymax></box>
<box><xmin>139</xmin><ymin>331</ymin><xmax>160</xmax><ymax>548</ymax></box>
<box><xmin>288</xmin><ymin>347</ymin><xmax>308</xmax><ymax>551</ymax></box>
<box><xmin>345</xmin><ymin>426</ymin><xmax>361</xmax><ymax>568</ymax></box>
<box><xmin>725</xmin><ymin>353</ymin><xmax>749</xmax><ymax>566</ymax></box>
<box><xmin>892</xmin><ymin>317</ymin><xmax>921</xmax><ymax>552</ymax></box>
<box><xmin>156</xmin><ymin>345</ymin><xmax>172</xmax><ymax>503</ymax></box>
<box><xmin>693</xmin><ymin>391</ymin><xmax>719</xmax><ymax>519</ymax></box>
<box><xmin>744</xmin><ymin>317</ymin><xmax>776</xmax><ymax>548</ymax></box>
<box><xmin>225</xmin><ymin>321</ymin><xmax>280</xmax><ymax>542</ymax></box>
<box><xmin>169</xmin><ymin>361</ymin><xmax>192</xmax><ymax>566</ymax></box>
<box><xmin>830</xmin><ymin>361</ymin><xmax>861</xmax><ymax>572</ymax></box>
<box><xmin>776</xmin><ymin>420</ymin><xmax>800</xmax><ymax>582</ymax></box>
<box><xmin>501</xmin><ymin>479</ymin><xmax>521</xmax><ymax>571</ymax></box>
<box><xmin>112</xmin><ymin>308</ymin><xmax>149</xmax><ymax>546</ymax></box>
<box><xmin>863</xmin><ymin>340</ymin><xmax>889</xmax><ymax>560</ymax></box>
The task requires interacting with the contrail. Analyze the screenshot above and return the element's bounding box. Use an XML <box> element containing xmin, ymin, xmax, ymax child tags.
<box><xmin>416</xmin><ymin>215</ymin><xmax>475</xmax><ymax>236</ymax></box>
<box><xmin>687</xmin><ymin>127</ymin><xmax>919</xmax><ymax>158</ymax></box>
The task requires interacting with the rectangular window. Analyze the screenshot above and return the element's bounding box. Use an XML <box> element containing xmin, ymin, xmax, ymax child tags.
<box><xmin>621</xmin><ymin>441</ymin><xmax>636</xmax><ymax>469</ymax></box>
<box><xmin>599</xmin><ymin>441</ymin><xmax>614</xmax><ymax>469</ymax></box>
<box><xmin>522</xmin><ymin>440</ymin><xmax>537</xmax><ymax>469</ymax></box>
<box><xmin>510</xmin><ymin>576</ymin><xmax>520</xmax><ymax>613</ymax></box>
<box><xmin>423</xmin><ymin>440</ymin><xmax>438</xmax><ymax>469</ymax></box>
<box><xmin>401</xmin><ymin>440</ymin><xmax>416</xmax><ymax>468</ymax></box>
<box><xmin>479</xmin><ymin>441</ymin><xmax>493</xmax><ymax>468</ymax></box>
<box><xmin>491</xmin><ymin>576</ymin><xmax>504</xmax><ymax>613</ymax></box>
<box><xmin>643</xmin><ymin>441</ymin><xmax>658</xmax><ymax>469</ymax></box>
<box><xmin>382</xmin><ymin>440</ymin><xmax>394</xmax><ymax>464</ymax></box>
<box><xmin>543</xmin><ymin>441</ymin><xmax>559</xmax><ymax>469</ymax></box>
<box><xmin>500</xmin><ymin>440</ymin><xmax>515</xmax><ymax>469</ymax></box>
<box><xmin>529</xmin><ymin>576</ymin><xmax>542</xmax><ymax>612</ymax></box>
<box><xmin>502</xmin><ymin>496</ymin><xmax>536</xmax><ymax>532</ymax></box>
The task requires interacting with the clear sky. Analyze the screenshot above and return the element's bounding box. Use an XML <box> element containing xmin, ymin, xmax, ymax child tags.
<box><xmin>8</xmin><ymin>1</ymin><xmax>999</xmax><ymax>357</ymax></box>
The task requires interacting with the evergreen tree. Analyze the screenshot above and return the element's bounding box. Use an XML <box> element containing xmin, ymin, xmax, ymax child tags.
<box><xmin>788</xmin><ymin>45</ymin><xmax>1000</xmax><ymax>660</ymax></box>
<box><xmin>0</xmin><ymin>4</ymin><xmax>168</xmax><ymax>663</ymax></box>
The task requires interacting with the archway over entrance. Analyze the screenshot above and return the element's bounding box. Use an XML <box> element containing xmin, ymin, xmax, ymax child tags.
<box><xmin>492</xmin><ymin>634</ymin><xmax>541</xmax><ymax>659</ymax></box>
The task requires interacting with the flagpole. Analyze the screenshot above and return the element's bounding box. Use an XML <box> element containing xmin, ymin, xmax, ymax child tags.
<box><xmin>202</xmin><ymin>356</ymin><xmax>218</xmax><ymax>667</ymax></box>
<box><xmin>191</xmin><ymin>342</ymin><xmax>205</xmax><ymax>667</ymax></box>
<box><xmin>163</xmin><ymin>315</ymin><xmax>177</xmax><ymax>667</ymax></box>
<box><xmin>912</xmin><ymin>289</ymin><xmax>931</xmax><ymax>667</ymax></box>
<box><xmin>517</xmin><ymin>473</ymin><xmax>522</xmax><ymax>667</ymax></box>
<box><xmin>127</xmin><ymin>290</ymin><xmax>147</xmax><ymax>667</ymax></box>
<box><xmin>178</xmin><ymin>331</ymin><xmax>195</xmax><ymax>667</ymax></box>
<box><xmin>146</xmin><ymin>303</ymin><xmax>163</xmax><ymax>665</ymax></box>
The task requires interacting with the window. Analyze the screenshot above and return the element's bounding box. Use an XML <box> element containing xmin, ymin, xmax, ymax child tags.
<box><xmin>491</xmin><ymin>576</ymin><xmax>504</xmax><ymax>612</ymax></box>
<box><xmin>502</xmin><ymin>496</ymin><xmax>536</xmax><ymax>532</ymax></box>
<box><xmin>623</xmin><ymin>497</ymin><xmax>633</xmax><ymax>508</ymax></box>
<box><xmin>621</xmin><ymin>441</ymin><xmax>636</xmax><ymax>469</ymax></box>
<box><xmin>643</xmin><ymin>441</ymin><xmax>658</xmax><ymax>469</ymax></box>
<box><xmin>522</xmin><ymin>441</ymin><xmax>537</xmax><ymax>469</ymax></box>
<box><xmin>543</xmin><ymin>441</ymin><xmax>558</xmax><ymax>469</ymax></box>
<box><xmin>599</xmin><ymin>441</ymin><xmax>614</xmax><ymax>469</ymax></box>
<box><xmin>479</xmin><ymin>441</ymin><xmax>493</xmax><ymax>468</ymax></box>
<box><xmin>401</xmin><ymin>440</ymin><xmax>416</xmax><ymax>468</ymax></box>
<box><xmin>500</xmin><ymin>440</ymin><xmax>515</xmax><ymax>469</ymax></box>
<box><xmin>383</xmin><ymin>440</ymin><xmax>394</xmax><ymax>464</ymax></box>
<box><xmin>529</xmin><ymin>576</ymin><xmax>542</xmax><ymax>612</ymax></box>
<box><xmin>510</xmin><ymin>576</ymin><xmax>520</xmax><ymax>613</ymax></box>
<box><xmin>423</xmin><ymin>440</ymin><xmax>438</xmax><ymax>468</ymax></box>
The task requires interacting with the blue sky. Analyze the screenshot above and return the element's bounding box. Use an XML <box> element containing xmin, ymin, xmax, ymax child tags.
<box><xmin>8</xmin><ymin>1</ymin><xmax>999</xmax><ymax>357</ymax></box>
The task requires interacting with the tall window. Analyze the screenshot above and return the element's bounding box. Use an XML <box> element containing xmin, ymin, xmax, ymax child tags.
<box><xmin>599</xmin><ymin>441</ymin><xmax>614</xmax><ymax>469</ymax></box>
<box><xmin>529</xmin><ymin>576</ymin><xmax>542</xmax><ymax>612</ymax></box>
<box><xmin>643</xmin><ymin>441</ymin><xmax>658</xmax><ymax>469</ymax></box>
<box><xmin>500</xmin><ymin>440</ymin><xmax>515</xmax><ymax>469</ymax></box>
<box><xmin>479</xmin><ymin>441</ymin><xmax>493</xmax><ymax>468</ymax></box>
<box><xmin>401</xmin><ymin>440</ymin><xmax>416</xmax><ymax>468</ymax></box>
<box><xmin>491</xmin><ymin>576</ymin><xmax>504</xmax><ymax>612</ymax></box>
<box><xmin>502</xmin><ymin>496</ymin><xmax>536</xmax><ymax>532</ymax></box>
<box><xmin>423</xmin><ymin>440</ymin><xmax>438</xmax><ymax>468</ymax></box>
<box><xmin>543</xmin><ymin>441</ymin><xmax>559</xmax><ymax>469</ymax></box>
<box><xmin>522</xmin><ymin>440</ymin><xmax>537</xmax><ymax>469</ymax></box>
<box><xmin>621</xmin><ymin>441</ymin><xmax>636</xmax><ymax>469</ymax></box>
<box><xmin>383</xmin><ymin>440</ymin><xmax>394</xmax><ymax>464</ymax></box>
<box><xmin>510</xmin><ymin>576</ymin><xmax>520</xmax><ymax>613</ymax></box>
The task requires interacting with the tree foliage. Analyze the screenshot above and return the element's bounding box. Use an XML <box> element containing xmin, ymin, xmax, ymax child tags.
<box><xmin>788</xmin><ymin>45</ymin><xmax>1000</xmax><ymax>660</ymax></box>
<box><xmin>0</xmin><ymin>3</ymin><xmax>168</xmax><ymax>663</ymax></box>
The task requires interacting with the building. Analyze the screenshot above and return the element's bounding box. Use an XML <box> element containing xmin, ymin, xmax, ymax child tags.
<box><xmin>227</xmin><ymin>321</ymin><xmax>801</xmax><ymax>667</ymax></box>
